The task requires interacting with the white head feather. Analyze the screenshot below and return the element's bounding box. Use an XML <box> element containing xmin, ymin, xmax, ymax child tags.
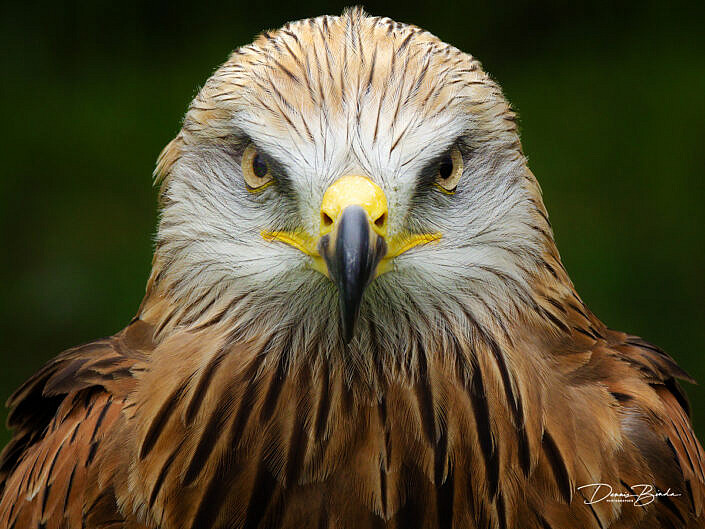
<box><xmin>151</xmin><ymin>9</ymin><xmax>557</xmax><ymax>371</ymax></box>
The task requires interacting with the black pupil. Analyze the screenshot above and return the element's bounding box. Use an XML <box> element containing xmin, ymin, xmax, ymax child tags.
<box><xmin>252</xmin><ymin>154</ymin><xmax>268</xmax><ymax>178</ymax></box>
<box><xmin>438</xmin><ymin>156</ymin><xmax>453</xmax><ymax>180</ymax></box>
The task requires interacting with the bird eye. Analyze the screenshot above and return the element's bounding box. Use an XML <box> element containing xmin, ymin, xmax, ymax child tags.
<box><xmin>242</xmin><ymin>144</ymin><xmax>274</xmax><ymax>191</ymax></box>
<box><xmin>434</xmin><ymin>147</ymin><xmax>463</xmax><ymax>194</ymax></box>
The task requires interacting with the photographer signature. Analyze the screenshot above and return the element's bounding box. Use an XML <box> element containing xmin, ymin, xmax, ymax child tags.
<box><xmin>577</xmin><ymin>483</ymin><xmax>681</xmax><ymax>507</ymax></box>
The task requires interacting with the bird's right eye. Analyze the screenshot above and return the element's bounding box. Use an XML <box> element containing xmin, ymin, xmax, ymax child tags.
<box><xmin>242</xmin><ymin>144</ymin><xmax>274</xmax><ymax>191</ymax></box>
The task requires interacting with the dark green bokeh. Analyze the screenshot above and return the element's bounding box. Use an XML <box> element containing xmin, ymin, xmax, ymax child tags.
<box><xmin>1</xmin><ymin>1</ymin><xmax>703</xmax><ymax>451</ymax></box>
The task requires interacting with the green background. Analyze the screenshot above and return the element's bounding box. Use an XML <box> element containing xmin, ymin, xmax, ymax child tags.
<box><xmin>1</xmin><ymin>1</ymin><xmax>703</xmax><ymax>449</ymax></box>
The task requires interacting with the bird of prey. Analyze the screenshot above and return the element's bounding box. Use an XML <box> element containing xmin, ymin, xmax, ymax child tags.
<box><xmin>1</xmin><ymin>8</ymin><xmax>703</xmax><ymax>529</ymax></box>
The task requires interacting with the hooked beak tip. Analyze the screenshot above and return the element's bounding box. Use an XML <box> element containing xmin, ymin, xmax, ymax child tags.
<box><xmin>319</xmin><ymin>205</ymin><xmax>387</xmax><ymax>343</ymax></box>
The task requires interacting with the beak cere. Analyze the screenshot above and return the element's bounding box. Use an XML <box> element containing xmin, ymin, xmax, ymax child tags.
<box><xmin>318</xmin><ymin>176</ymin><xmax>388</xmax><ymax>343</ymax></box>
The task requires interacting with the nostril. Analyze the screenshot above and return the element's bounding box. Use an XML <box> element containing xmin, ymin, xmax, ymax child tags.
<box><xmin>374</xmin><ymin>212</ymin><xmax>386</xmax><ymax>229</ymax></box>
<box><xmin>321</xmin><ymin>211</ymin><xmax>333</xmax><ymax>227</ymax></box>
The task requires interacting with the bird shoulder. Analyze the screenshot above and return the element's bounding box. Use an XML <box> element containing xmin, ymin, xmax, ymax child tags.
<box><xmin>0</xmin><ymin>319</ymin><xmax>151</xmax><ymax>529</ymax></box>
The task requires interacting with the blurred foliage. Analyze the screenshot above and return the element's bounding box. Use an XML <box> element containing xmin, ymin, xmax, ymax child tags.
<box><xmin>0</xmin><ymin>0</ymin><xmax>703</xmax><ymax>450</ymax></box>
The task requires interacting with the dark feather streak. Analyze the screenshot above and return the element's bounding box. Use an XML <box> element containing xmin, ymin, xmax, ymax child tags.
<box><xmin>542</xmin><ymin>430</ymin><xmax>572</xmax><ymax>503</ymax></box>
<box><xmin>469</xmin><ymin>366</ymin><xmax>499</xmax><ymax>499</ymax></box>
<box><xmin>184</xmin><ymin>350</ymin><xmax>227</xmax><ymax>424</ymax></box>
<box><xmin>139</xmin><ymin>381</ymin><xmax>188</xmax><ymax>460</ymax></box>
<box><xmin>243</xmin><ymin>462</ymin><xmax>280</xmax><ymax>529</ymax></box>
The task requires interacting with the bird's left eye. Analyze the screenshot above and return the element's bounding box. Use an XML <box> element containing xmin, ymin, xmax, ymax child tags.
<box><xmin>434</xmin><ymin>146</ymin><xmax>463</xmax><ymax>194</ymax></box>
<box><xmin>242</xmin><ymin>144</ymin><xmax>274</xmax><ymax>191</ymax></box>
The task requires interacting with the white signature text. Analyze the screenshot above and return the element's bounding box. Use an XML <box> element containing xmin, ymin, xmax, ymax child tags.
<box><xmin>577</xmin><ymin>483</ymin><xmax>681</xmax><ymax>507</ymax></box>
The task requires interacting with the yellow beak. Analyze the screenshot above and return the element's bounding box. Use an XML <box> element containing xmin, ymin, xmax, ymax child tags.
<box><xmin>261</xmin><ymin>174</ymin><xmax>441</xmax><ymax>341</ymax></box>
<box><xmin>319</xmin><ymin>175</ymin><xmax>388</xmax><ymax>238</ymax></box>
<box><xmin>317</xmin><ymin>176</ymin><xmax>389</xmax><ymax>341</ymax></box>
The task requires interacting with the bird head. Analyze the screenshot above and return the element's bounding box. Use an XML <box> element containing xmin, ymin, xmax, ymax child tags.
<box><xmin>149</xmin><ymin>9</ymin><xmax>557</xmax><ymax>356</ymax></box>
